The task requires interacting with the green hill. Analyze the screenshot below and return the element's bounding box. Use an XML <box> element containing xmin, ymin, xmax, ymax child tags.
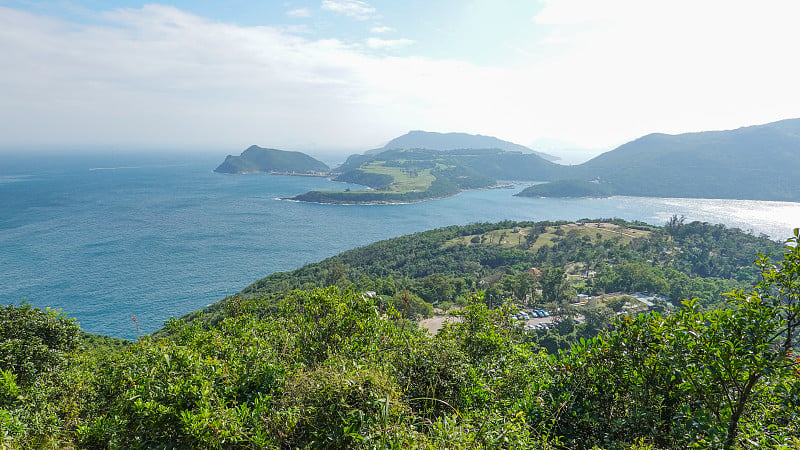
<box><xmin>214</xmin><ymin>145</ymin><xmax>330</xmax><ymax>174</ymax></box>
<box><xmin>514</xmin><ymin>118</ymin><xmax>800</xmax><ymax>200</ymax></box>
<box><xmin>570</xmin><ymin>118</ymin><xmax>800</xmax><ymax>200</ymax></box>
<box><xmin>292</xmin><ymin>148</ymin><xmax>561</xmax><ymax>204</ymax></box>
<box><xmin>291</xmin><ymin>149</ymin><xmax>501</xmax><ymax>204</ymax></box>
<box><xmin>446</xmin><ymin>148</ymin><xmax>564</xmax><ymax>180</ymax></box>
<box><xmin>3</xmin><ymin>221</ymin><xmax>797</xmax><ymax>449</ymax></box>
<box><xmin>186</xmin><ymin>219</ymin><xmax>780</xmax><ymax>329</ymax></box>
<box><xmin>230</xmin><ymin>119</ymin><xmax>800</xmax><ymax>201</ymax></box>
<box><xmin>516</xmin><ymin>179</ymin><xmax>614</xmax><ymax>198</ymax></box>
<box><xmin>373</xmin><ymin>130</ymin><xmax>560</xmax><ymax>161</ymax></box>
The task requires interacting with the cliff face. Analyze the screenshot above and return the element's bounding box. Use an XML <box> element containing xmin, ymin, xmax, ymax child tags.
<box><xmin>214</xmin><ymin>146</ymin><xmax>329</xmax><ymax>174</ymax></box>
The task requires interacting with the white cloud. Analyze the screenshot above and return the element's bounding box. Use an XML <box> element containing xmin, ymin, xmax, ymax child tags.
<box><xmin>320</xmin><ymin>0</ymin><xmax>375</xmax><ymax>20</ymax></box>
<box><xmin>286</xmin><ymin>8</ymin><xmax>311</xmax><ymax>18</ymax></box>
<box><xmin>0</xmin><ymin>5</ymin><xmax>386</xmax><ymax>150</ymax></box>
<box><xmin>0</xmin><ymin>4</ymin><xmax>534</xmax><ymax>151</ymax></box>
<box><xmin>370</xmin><ymin>25</ymin><xmax>393</xmax><ymax>34</ymax></box>
<box><xmin>1</xmin><ymin>2</ymin><xmax>800</xmax><ymax>153</ymax></box>
<box><xmin>366</xmin><ymin>37</ymin><xmax>414</xmax><ymax>50</ymax></box>
<box><xmin>533</xmin><ymin>0</ymin><xmax>638</xmax><ymax>25</ymax></box>
<box><xmin>522</xmin><ymin>0</ymin><xmax>800</xmax><ymax>146</ymax></box>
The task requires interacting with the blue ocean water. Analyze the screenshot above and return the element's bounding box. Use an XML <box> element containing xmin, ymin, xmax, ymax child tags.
<box><xmin>2</xmin><ymin>153</ymin><xmax>799</xmax><ymax>339</ymax></box>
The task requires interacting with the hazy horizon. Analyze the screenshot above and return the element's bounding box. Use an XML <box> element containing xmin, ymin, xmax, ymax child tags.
<box><xmin>0</xmin><ymin>132</ymin><xmax>609</xmax><ymax>168</ymax></box>
<box><xmin>2</xmin><ymin>1</ymin><xmax>799</xmax><ymax>155</ymax></box>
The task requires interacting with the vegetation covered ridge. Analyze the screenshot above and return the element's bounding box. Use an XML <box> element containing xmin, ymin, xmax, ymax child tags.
<box><xmin>374</xmin><ymin>130</ymin><xmax>560</xmax><ymax>161</ymax></box>
<box><xmin>514</xmin><ymin>118</ymin><xmax>800</xmax><ymax>200</ymax></box>
<box><xmin>173</xmin><ymin>217</ymin><xmax>780</xmax><ymax>357</ymax></box>
<box><xmin>515</xmin><ymin>179</ymin><xmax>614</xmax><ymax>198</ymax></box>
<box><xmin>215</xmin><ymin>145</ymin><xmax>330</xmax><ymax>175</ymax></box>
<box><xmin>289</xmin><ymin>118</ymin><xmax>800</xmax><ymax>203</ymax></box>
<box><xmin>2</xmin><ymin>223</ymin><xmax>799</xmax><ymax>448</ymax></box>
<box><xmin>288</xmin><ymin>148</ymin><xmax>553</xmax><ymax>204</ymax></box>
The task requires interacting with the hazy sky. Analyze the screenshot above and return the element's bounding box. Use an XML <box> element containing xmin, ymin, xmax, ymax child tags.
<box><xmin>2</xmin><ymin>1</ymin><xmax>799</xmax><ymax>157</ymax></box>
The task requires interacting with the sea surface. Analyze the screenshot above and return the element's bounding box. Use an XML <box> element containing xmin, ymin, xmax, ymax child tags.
<box><xmin>2</xmin><ymin>153</ymin><xmax>799</xmax><ymax>339</ymax></box>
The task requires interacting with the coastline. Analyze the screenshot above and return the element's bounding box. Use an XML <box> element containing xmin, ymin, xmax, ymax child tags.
<box><xmin>282</xmin><ymin>182</ymin><xmax>518</xmax><ymax>205</ymax></box>
<box><xmin>278</xmin><ymin>182</ymin><xmax>528</xmax><ymax>205</ymax></box>
<box><xmin>215</xmin><ymin>170</ymin><xmax>332</xmax><ymax>177</ymax></box>
<box><xmin>281</xmin><ymin>190</ymin><xmax>462</xmax><ymax>205</ymax></box>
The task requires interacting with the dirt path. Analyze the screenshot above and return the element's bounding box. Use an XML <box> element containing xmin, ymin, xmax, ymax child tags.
<box><xmin>418</xmin><ymin>314</ymin><xmax>463</xmax><ymax>334</ymax></box>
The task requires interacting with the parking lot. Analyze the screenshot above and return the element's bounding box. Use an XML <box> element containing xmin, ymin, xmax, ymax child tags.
<box><xmin>510</xmin><ymin>309</ymin><xmax>558</xmax><ymax>331</ymax></box>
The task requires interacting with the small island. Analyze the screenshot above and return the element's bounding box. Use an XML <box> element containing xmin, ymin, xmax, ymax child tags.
<box><xmin>214</xmin><ymin>145</ymin><xmax>330</xmax><ymax>175</ymax></box>
<box><xmin>515</xmin><ymin>179</ymin><xmax>614</xmax><ymax>198</ymax></box>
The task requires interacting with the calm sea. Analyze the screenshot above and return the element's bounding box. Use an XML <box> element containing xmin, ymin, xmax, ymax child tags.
<box><xmin>2</xmin><ymin>153</ymin><xmax>799</xmax><ymax>339</ymax></box>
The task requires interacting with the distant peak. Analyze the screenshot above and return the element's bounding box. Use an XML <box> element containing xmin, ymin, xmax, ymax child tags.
<box><xmin>380</xmin><ymin>130</ymin><xmax>560</xmax><ymax>161</ymax></box>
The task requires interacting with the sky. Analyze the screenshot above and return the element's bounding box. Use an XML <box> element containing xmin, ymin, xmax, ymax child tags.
<box><xmin>2</xmin><ymin>1</ymin><xmax>800</xmax><ymax>160</ymax></box>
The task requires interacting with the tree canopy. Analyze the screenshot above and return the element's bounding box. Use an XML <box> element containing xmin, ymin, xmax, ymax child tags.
<box><xmin>0</xmin><ymin>223</ymin><xmax>796</xmax><ymax>448</ymax></box>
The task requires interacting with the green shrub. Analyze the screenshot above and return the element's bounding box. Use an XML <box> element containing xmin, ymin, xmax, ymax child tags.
<box><xmin>277</xmin><ymin>361</ymin><xmax>409</xmax><ymax>448</ymax></box>
<box><xmin>0</xmin><ymin>303</ymin><xmax>80</xmax><ymax>385</ymax></box>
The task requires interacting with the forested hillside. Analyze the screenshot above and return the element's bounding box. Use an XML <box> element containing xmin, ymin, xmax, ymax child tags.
<box><xmin>215</xmin><ymin>145</ymin><xmax>330</xmax><ymax>174</ymax></box>
<box><xmin>317</xmin><ymin>119</ymin><xmax>800</xmax><ymax>203</ymax></box>
<box><xmin>290</xmin><ymin>149</ymin><xmax>499</xmax><ymax>204</ymax></box>
<box><xmin>181</xmin><ymin>218</ymin><xmax>779</xmax><ymax>353</ymax></box>
<box><xmin>536</xmin><ymin>118</ymin><xmax>800</xmax><ymax>201</ymax></box>
<box><xmin>515</xmin><ymin>179</ymin><xmax>613</xmax><ymax>198</ymax></box>
<box><xmin>1</xmin><ymin>221</ymin><xmax>797</xmax><ymax>449</ymax></box>
<box><xmin>233</xmin><ymin>218</ymin><xmax>776</xmax><ymax>308</ymax></box>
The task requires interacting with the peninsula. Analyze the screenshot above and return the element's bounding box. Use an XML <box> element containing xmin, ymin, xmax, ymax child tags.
<box><xmin>288</xmin><ymin>148</ymin><xmax>543</xmax><ymax>204</ymax></box>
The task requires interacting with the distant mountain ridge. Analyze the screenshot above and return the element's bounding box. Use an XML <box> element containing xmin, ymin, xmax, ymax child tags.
<box><xmin>513</xmin><ymin>118</ymin><xmax>800</xmax><ymax>201</ymax></box>
<box><xmin>367</xmin><ymin>130</ymin><xmax>560</xmax><ymax>161</ymax></box>
<box><xmin>218</xmin><ymin>118</ymin><xmax>800</xmax><ymax>202</ymax></box>
<box><xmin>215</xmin><ymin>146</ymin><xmax>329</xmax><ymax>175</ymax></box>
<box><xmin>563</xmin><ymin>118</ymin><xmax>800</xmax><ymax>201</ymax></box>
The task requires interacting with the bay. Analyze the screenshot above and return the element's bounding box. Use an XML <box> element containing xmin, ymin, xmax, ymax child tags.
<box><xmin>2</xmin><ymin>153</ymin><xmax>799</xmax><ymax>339</ymax></box>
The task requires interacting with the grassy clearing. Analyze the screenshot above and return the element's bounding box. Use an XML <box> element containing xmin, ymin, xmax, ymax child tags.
<box><xmin>446</xmin><ymin>222</ymin><xmax>651</xmax><ymax>251</ymax></box>
<box><xmin>445</xmin><ymin>228</ymin><xmax>524</xmax><ymax>247</ymax></box>
<box><xmin>560</xmin><ymin>222</ymin><xmax>650</xmax><ymax>243</ymax></box>
<box><xmin>359</xmin><ymin>162</ymin><xmax>436</xmax><ymax>193</ymax></box>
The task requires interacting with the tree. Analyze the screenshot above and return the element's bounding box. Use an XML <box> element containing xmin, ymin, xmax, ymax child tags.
<box><xmin>708</xmin><ymin>228</ymin><xmax>800</xmax><ymax>448</ymax></box>
<box><xmin>581</xmin><ymin>304</ymin><xmax>614</xmax><ymax>334</ymax></box>
<box><xmin>666</xmin><ymin>213</ymin><xmax>686</xmax><ymax>232</ymax></box>
<box><xmin>550</xmin><ymin>229</ymin><xmax>800</xmax><ymax>449</ymax></box>
<box><xmin>388</xmin><ymin>291</ymin><xmax>433</xmax><ymax>320</ymax></box>
<box><xmin>524</xmin><ymin>231</ymin><xmax>539</xmax><ymax>249</ymax></box>
<box><xmin>0</xmin><ymin>303</ymin><xmax>80</xmax><ymax>385</ymax></box>
<box><xmin>483</xmin><ymin>285</ymin><xmax>503</xmax><ymax>309</ymax></box>
<box><xmin>540</xmin><ymin>267</ymin><xmax>572</xmax><ymax>304</ymax></box>
<box><xmin>606</xmin><ymin>296</ymin><xmax>627</xmax><ymax>313</ymax></box>
<box><xmin>506</xmin><ymin>271</ymin><xmax>536</xmax><ymax>303</ymax></box>
<box><xmin>325</xmin><ymin>262</ymin><xmax>349</xmax><ymax>287</ymax></box>
<box><xmin>0</xmin><ymin>304</ymin><xmax>88</xmax><ymax>448</ymax></box>
<box><xmin>755</xmin><ymin>228</ymin><xmax>800</xmax><ymax>354</ymax></box>
<box><xmin>416</xmin><ymin>273</ymin><xmax>455</xmax><ymax>305</ymax></box>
